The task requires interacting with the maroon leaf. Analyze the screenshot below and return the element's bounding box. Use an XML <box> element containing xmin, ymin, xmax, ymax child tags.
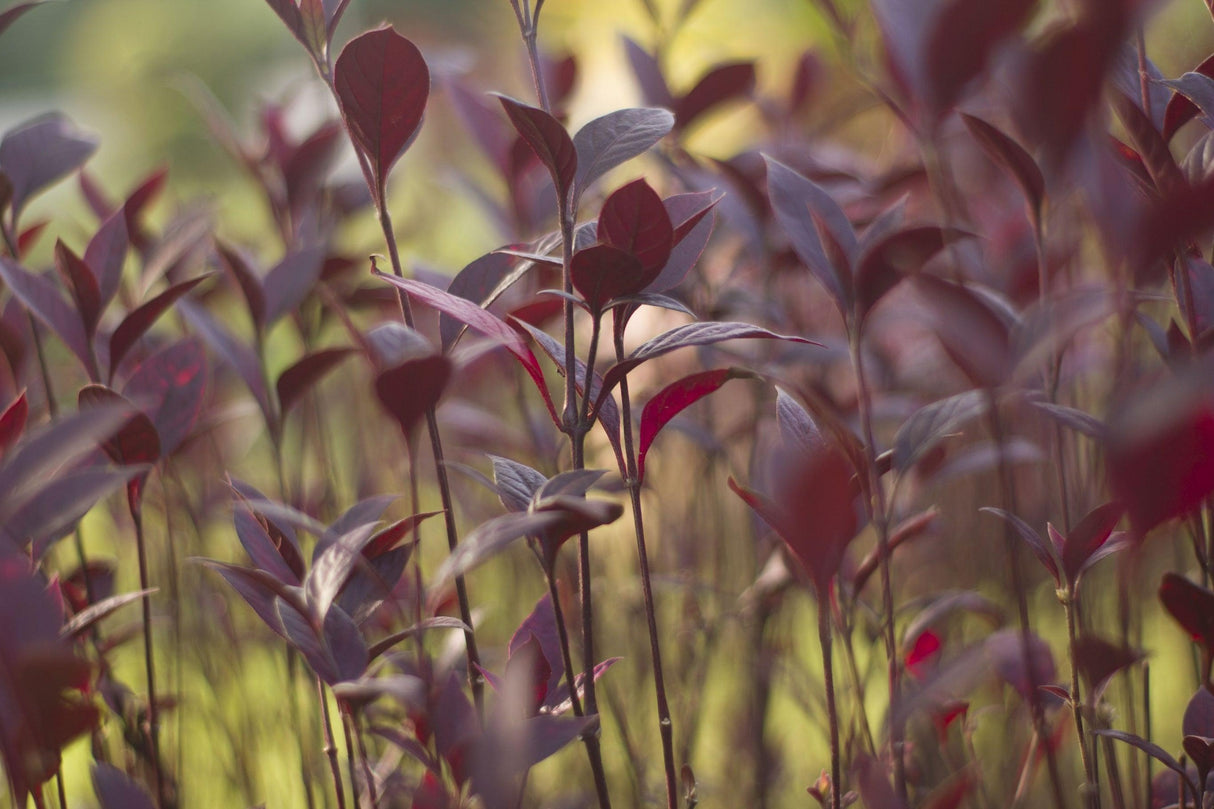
<box><xmin>913</xmin><ymin>274</ymin><xmax>1013</xmax><ymax>388</ymax></box>
<box><xmin>1059</xmin><ymin>501</ymin><xmax>1124</xmax><ymax>585</ymax></box>
<box><xmin>764</xmin><ymin>156</ymin><xmax>856</xmax><ymax>312</ymax></box>
<box><xmin>0</xmin><ymin>257</ymin><xmax>92</xmax><ymax>372</ymax></box>
<box><xmin>234</xmin><ymin>502</ymin><xmax>302</xmax><ymax>585</ymax></box>
<box><xmin>0</xmin><ymin>112</ymin><xmax>98</xmax><ymax>219</ymax></box>
<box><xmin>923</xmin><ymin>0</ymin><xmax>1034</xmax><ymax>116</ymax></box>
<box><xmin>673</xmin><ymin>62</ymin><xmax>755</xmax><ymax>131</ymax></box>
<box><xmin>18</xmin><ymin>467</ymin><xmax>143</xmax><ymax>559</ymax></box>
<box><xmin>1160</xmin><ymin>573</ymin><xmax>1214</xmax><ymax>652</ymax></box>
<box><xmin>961</xmin><ymin>114</ymin><xmax>1044</xmax><ymax>225</ymax></box>
<box><xmin>0</xmin><ymin>390</ymin><xmax>26</xmax><ymax>458</ymax></box>
<box><xmin>1164</xmin><ymin>53</ymin><xmax>1214</xmax><ymax>141</ymax></box>
<box><xmin>262</xmin><ymin>0</ymin><xmax>305</xmax><ymax>50</ymax></box>
<box><xmin>637</xmin><ymin>368</ymin><xmax>752</xmax><ymax>483</ymax></box>
<box><xmin>497</xmin><ymin>95</ymin><xmax>577</xmax><ymax>199</ymax></box>
<box><xmin>276</xmin><ymin>347</ymin><xmax>355</xmax><ymax>416</ymax></box>
<box><xmin>334</xmin><ymin>27</ymin><xmax>429</xmax><ymax>198</ymax></box>
<box><xmin>53</xmin><ymin>240</ymin><xmax>101</xmax><ymax>338</ymax></box>
<box><xmin>855</xmin><ymin>752</ymin><xmax>907</xmax><ymax>809</ymax></box>
<box><xmin>854</xmin><ymin>225</ymin><xmax>957</xmax><ymax>322</ymax></box>
<box><xmin>107</xmin><ymin>275</ymin><xmax>208</xmax><ymax>381</ymax></box>
<box><xmin>440</xmin><ymin>249</ymin><xmax>519</xmax><ymax>351</ymax></box>
<box><xmin>1106</xmin><ymin>378</ymin><xmax>1214</xmax><ymax>537</ymax></box>
<box><xmin>263</xmin><ymin>246</ymin><xmax>325</xmax><ymax>325</ymax></box>
<box><xmin>375</xmin><ymin>270</ymin><xmax>558</xmax><ymax>424</ymax></box>
<box><xmin>77</xmin><ymin>384</ymin><xmax>160</xmax><ymax>468</ymax></box>
<box><xmin>179</xmin><ymin>300</ymin><xmax>271</xmax><ymax>424</ymax></box>
<box><xmin>363</xmin><ymin>511</ymin><xmax>438</xmax><ymax>558</ymax></box>
<box><xmin>1186</xmin><ymin>686</ymin><xmax>1214</xmax><ymax>738</ymax></box>
<box><xmin>597</xmin><ymin>178</ymin><xmax>673</xmax><ymax>273</ymax></box>
<box><xmin>375</xmin><ymin>354</ymin><xmax>452</xmax><ymax>439</ymax></box>
<box><xmin>85</xmin><ymin>209</ymin><xmax>128</xmax><ymax>310</ymax></box>
<box><xmin>1072</xmin><ymin>635</ymin><xmax>1143</xmax><ymax>696</ymax></box>
<box><xmin>123</xmin><ymin>338</ymin><xmax>207</xmax><ymax>457</ymax></box>
<box><xmin>572</xmin><ymin>107</ymin><xmax>674</xmax><ymax>197</ymax></box>
<box><xmin>216</xmin><ymin>241</ymin><xmax>267</xmax><ymax>328</ymax></box>
<box><xmin>981</xmin><ymin>507</ymin><xmax>1060</xmax><ymax>586</ymax></box>
<box><xmin>570</xmin><ymin>243</ymin><xmax>646</xmax><ymax>312</ymax></box>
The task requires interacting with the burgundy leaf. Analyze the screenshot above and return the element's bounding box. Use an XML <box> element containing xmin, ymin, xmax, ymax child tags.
<box><xmin>263</xmin><ymin>246</ymin><xmax>325</xmax><ymax>325</ymax></box>
<box><xmin>644</xmin><ymin>195</ymin><xmax>717</xmax><ymax>293</ymax></box>
<box><xmin>305</xmin><ymin>522</ymin><xmax>379</xmax><ymax>625</ymax></box>
<box><xmin>923</xmin><ymin>0</ymin><xmax>1034</xmax><ymax>116</ymax></box>
<box><xmin>373</xmin><ymin>270</ymin><xmax>557</xmax><ymax>424</ymax></box>
<box><xmin>673</xmin><ymin>62</ymin><xmax>755</xmax><ymax>131</ymax></box>
<box><xmin>334</xmin><ymin>26</ymin><xmax>429</xmax><ymax>198</ymax></box>
<box><xmin>496</xmin><ymin>95</ymin><xmax>577</xmax><ymax>199</ymax></box>
<box><xmin>509</xmin><ymin>594</ymin><xmax>566</xmax><ymax>701</ymax></box>
<box><xmin>216</xmin><ymin>241</ymin><xmax>267</xmax><ymax>328</ymax></box>
<box><xmin>107</xmin><ymin>275</ymin><xmax>208</xmax><ymax>381</ymax></box>
<box><xmin>0</xmin><ymin>390</ymin><xmax>26</xmax><ymax>458</ymax></box>
<box><xmin>1160</xmin><ymin>573</ymin><xmax>1214</xmax><ymax>652</ymax></box>
<box><xmin>764</xmin><ymin>156</ymin><xmax>856</xmax><ymax>312</ymax></box>
<box><xmin>85</xmin><ymin>209</ymin><xmax>128</xmax><ymax>310</ymax></box>
<box><xmin>1164</xmin><ymin>53</ymin><xmax>1214</xmax><ymax>141</ymax></box>
<box><xmin>0</xmin><ymin>257</ymin><xmax>92</xmax><ymax>372</ymax></box>
<box><xmin>374</xmin><ymin>354</ymin><xmax>452</xmax><ymax>439</ymax></box>
<box><xmin>665</xmin><ymin>189</ymin><xmax>723</xmax><ymax>242</ymax></box>
<box><xmin>597</xmin><ymin>178</ymin><xmax>673</xmax><ymax>273</ymax></box>
<box><xmin>1111</xmin><ymin>89</ymin><xmax>1184</xmax><ymax>197</ymax></box>
<box><xmin>637</xmin><ymin>367</ymin><xmax>752</xmax><ymax>483</ymax></box>
<box><xmin>1060</xmin><ymin>501</ymin><xmax>1124</xmax><ymax>585</ymax></box>
<box><xmin>197</xmin><ymin>559</ymin><xmax>299</xmax><ymax>635</ymax></box>
<box><xmin>572</xmin><ymin>107</ymin><xmax>674</xmax><ymax>197</ymax></box>
<box><xmin>0</xmin><ymin>112</ymin><xmax>98</xmax><ymax>219</ymax></box>
<box><xmin>1186</xmin><ymin>687</ymin><xmax>1214</xmax><ymax>739</ymax></box>
<box><xmin>504</xmin><ymin>633</ymin><xmax>552</xmax><ymax>715</ymax></box>
<box><xmin>77</xmin><ymin>384</ymin><xmax>160</xmax><ymax>469</ymax></box>
<box><xmin>17</xmin><ymin>467</ymin><xmax>142</xmax><ymax>559</ymax></box>
<box><xmin>275</xmin><ymin>347</ymin><xmax>355</xmax><ymax>416</ymax></box>
<box><xmin>1161</xmin><ymin>73</ymin><xmax>1214</xmax><ymax>134</ymax></box>
<box><xmin>234</xmin><ymin>502</ymin><xmax>301</xmax><ymax>585</ymax></box>
<box><xmin>123</xmin><ymin>337</ymin><xmax>207</xmax><ymax>457</ymax></box>
<box><xmin>986</xmin><ymin>628</ymin><xmax>1055</xmax><ymax>699</ymax></box>
<box><xmin>961</xmin><ymin>114</ymin><xmax>1044</xmax><ymax>224</ymax></box>
<box><xmin>179</xmin><ymin>300</ymin><xmax>271</xmax><ymax>424</ymax></box>
<box><xmin>262</xmin><ymin>0</ymin><xmax>305</xmax><ymax>48</ymax></box>
<box><xmin>913</xmin><ymin>274</ymin><xmax>1012</xmax><ymax>388</ymax></box>
<box><xmin>1095</xmin><ymin>729</ymin><xmax>1194</xmax><ymax>787</ymax></box>
<box><xmin>854</xmin><ymin>225</ymin><xmax>958</xmax><ymax>322</ymax></box>
<box><xmin>570</xmin><ymin>243</ymin><xmax>646</xmax><ymax>312</ymax></box>
<box><xmin>53</xmin><ymin>240</ymin><xmax>101</xmax><ymax>338</ymax></box>
<box><xmin>1072</xmin><ymin>635</ymin><xmax>1143</xmax><ymax>695</ymax></box>
<box><xmin>981</xmin><ymin>507</ymin><xmax>1060</xmax><ymax>585</ymax></box>
<box><xmin>363</xmin><ymin>511</ymin><xmax>439</xmax><ymax>558</ymax></box>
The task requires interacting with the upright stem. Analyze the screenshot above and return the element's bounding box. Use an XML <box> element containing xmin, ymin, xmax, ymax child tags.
<box><xmin>132</xmin><ymin>505</ymin><xmax>165</xmax><ymax>808</ymax></box>
<box><xmin>318</xmin><ymin>679</ymin><xmax>347</xmax><ymax>809</ymax></box>
<box><xmin>1064</xmin><ymin>589</ymin><xmax>1099</xmax><ymax>809</ymax></box>
<box><xmin>612</xmin><ymin>319</ymin><xmax>678</xmax><ymax>809</ymax></box>
<box><xmin>546</xmin><ymin>571</ymin><xmax>585</xmax><ymax>717</ymax></box>
<box><xmin>817</xmin><ymin>589</ymin><xmax>842</xmax><ymax>809</ymax></box>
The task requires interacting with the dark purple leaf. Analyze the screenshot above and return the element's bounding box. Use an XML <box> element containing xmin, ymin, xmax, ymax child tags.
<box><xmin>1164</xmin><ymin>53</ymin><xmax>1214</xmax><ymax>141</ymax></box>
<box><xmin>1030</xmin><ymin>400</ymin><xmax>1107</xmax><ymax>440</ymax></box>
<box><xmin>622</xmin><ymin>36</ymin><xmax>673</xmax><ymax>108</ymax></box>
<box><xmin>0</xmin><ymin>256</ymin><xmax>92</xmax><ymax>372</ymax></box>
<box><xmin>0</xmin><ymin>112</ymin><xmax>98</xmax><ymax>219</ymax></box>
<box><xmin>509</xmin><ymin>594</ymin><xmax>565</xmax><ymax>701</ymax></box>
<box><xmin>572</xmin><ymin>107</ymin><xmax>674</xmax><ymax>197</ymax></box>
<box><xmin>1160</xmin><ymin>573</ymin><xmax>1214</xmax><ymax>652</ymax></box>
<box><xmin>545</xmin><ymin>656</ymin><xmax>621</xmax><ymax>715</ymax></box>
<box><xmin>570</xmin><ymin>243</ymin><xmax>646</xmax><ymax>312</ymax></box>
<box><xmin>334</xmin><ymin>26</ymin><xmax>429</xmax><ymax>198</ymax></box>
<box><xmin>278</xmin><ymin>596</ymin><xmax>339</xmax><ymax>682</ymax></box>
<box><xmin>123</xmin><ymin>338</ymin><xmax>207</xmax><ymax>457</ymax></box>
<box><xmin>673</xmin><ymin>62</ymin><xmax>755</xmax><ymax>131</ymax></box>
<box><xmin>276</xmin><ymin>347</ymin><xmax>355</xmax><ymax>416</ymax></box>
<box><xmin>76</xmin><ymin>384</ymin><xmax>160</xmax><ymax>511</ymax></box>
<box><xmin>323</xmin><ymin>601</ymin><xmax>367</xmax><ymax>682</ymax></box>
<box><xmin>179</xmin><ymin>300</ymin><xmax>271</xmax><ymax>424</ymax></box>
<box><xmin>17</xmin><ymin>467</ymin><xmax>142</xmax><ymax>559</ymax></box>
<box><xmin>637</xmin><ymin>368</ymin><xmax>752</xmax><ymax>483</ymax></box>
<box><xmin>597</xmin><ymin>177</ymin><xmax>673</xmax><ymax>273</ymax></box>
<box><xmin>764</xmin><ymin>156</ymin><xmax>856</xmax><ymax>311</ymax></box>
<box><xmin>216</xmin><ymin>241</ymin><xmax>267</xmax><ymax>328</ymax></box>
<box><xmin>981</xmin><ymin>507</ymin><xmax>1060</xmax><ymax>585</ymax></box>
<box><xmin>1186</xmin><ymin>687</ymin><xmax>1214</xmax><ymax>738</ymax></box>
<box><xmin>497</xmin><ymin>95</ymin><xmax>576</xmax><ymax>199</ymax></box>
<box><xmin>305</xmin><ymin>522</ymin><xmax>378</xmax><ymax>624</ymax></box>
<box><xmin>263</xmin><ymin>246</ymin><xmax>325</xmax><ymax>325</ymax></box>
<box><xmin>107</xmin><ymin>275</ymin><xmax>208</xmax><ymax>381</ymax></box>
<box><xmin>914</xmin><ymin>274</ymin><xmax>1013</xmax><ymax>388</ymax></box>
<box><xmin>234</xmin><ymin>502</ymin><xmax>301</xmax><ymax>585</ymax></box>
<box><xmin>923</xmin><ymin>0</ymin><xmax>1034</xmax><ymax>116</ymax></box>
<box><xmin>776</xmin><ymin>386</ymin><xmax>823</xmax><ymax>453</ymax></box>
<box><xmin>53</xmin><ymin>241</ymin><xmax>100</xmax><ymax>338</ymax></box>
<box><xmin>441</xmin><ymin>250</ymin><xmax>518</xmax><ymax>351</ymax></box>
<box><xmin>92</xmin><ymin>762</ymin><xmax>156</xmax><ymax>809</ymax></box>
<box><xmin>85</xmin><ymin>209</ymin><xmax>128</xmax><ymax>310</ymax></box>
<box><xmin>1060</xmin><ymin>502</ymin><xmax>1124</xmax><ymax>585</ymax></box>
<box><xmin>855</xmin><ymin>226</ymin><xmax>958</xmax><ymax>322</ymax></box>
<box><xmin>644</xmin><ymin>197</ymin><xmax>716</xmax><ymax>293</ymax></box>
<box><xmin>366</xmin><ymin>616</ymin><xmax>469</xmax><ymax>661</ymax></box>
<box><xmin>374</xmin><ymin>354</ymin><xmax>452</xmax><ymax>439</ymax></box>
<box><xmin>1072</xmin><ymin>635</ymin><xmax>1143</xmax><ymax>696</ymax></box>
<box><xmin>855</xmin><ymin>752</ymin><xmax>907</xmax><ymax>809</ymax></box>
<box><xmin>1095</xmin><ymin>729</ymin><xmax>1195</xmax><ymax>789</ymax></box>
<box><xmin>893</xmin><ymin>391</ymin><xmax>987</xmax><ymax>473</ymax></box>
<box><xmin>961</xmin><ymin>114</ymin><xmax>1044</xmax><ymax>225</ymax></box>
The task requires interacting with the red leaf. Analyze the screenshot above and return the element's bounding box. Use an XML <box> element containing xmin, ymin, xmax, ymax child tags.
<box><xmin>216</xmin><ymin>241</ymin><xmax>267</xmax><ymax>328</ymax></box>
<box><xmin>673</xmin><ymin>61</ymin><xmax>755</xmax><ymax>131</ymax></box>
<box><xmin>597</xmin><ymin>178</ymin><xmax>673</xmax><ymax>273</ymax></box>
<box><xmin>375</xmin><ymin>354</ymin><xmax>452</xmax><ymax>439</ymax></box>
<box><xmin>334</xmin><ymin>26</ymin><xmax>429</xmax><ymax>198</ymax></box>
<box><xmin>77</xmin><ymin>384</ymin><xmax>160</xmax><ymax>468</ymax></box>
<box><xmin>0</xmin><ymin>390</ymin><xmax>27</xmax><ymax>458</ymax></box>
<box><xmin>905</xmin><ymin>629</ymin><xmax>942</xmax><ymax>679</ymax></box>
<box><xmin>53</xmin><ymin>240</ymin><xmax>101</xmax><ymax>338</ymax></box>
<box><xmin>497</xmin><ymin>95</ymin><xmax>577</xmax><ymax>199</ymax></box>
<box><xmin>637</xmin><ymin>368</ymin><xmax>751</xmax><ymax>483</ymax></box>
<box><xmin>275</xmin><ymin>347</ymin><xmax>355</xmax><ymax>417</ymax></box>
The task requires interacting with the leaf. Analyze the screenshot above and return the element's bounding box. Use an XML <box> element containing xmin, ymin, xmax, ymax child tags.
<box><xmin>0</xmin><ymin>390</ymin><xmax>27</xmax><ymax>458</ymax></box>
<box><xmin>60</xmin><ymin>588</ymin><xmax>156</xmax><ymax>639</ymax></box>
<box><xmin>107</xmin><ymin>275</ymin><xmax>208</xmax><ymax>380</ymax></box>
<box><xmin>673</xmin><ymin>62</ymin><xmax>755</xmax><ymax>131</ymax></box>
<box><xmin>441</xmin><ymin>250</ymin><xmax>518</xmax><ymax>351</ymax></box>
<box><xmin>570</xmin><ymin>244</ymin><xmax>646</xmax><ymax>312</ymax></box>
<box><xmin>1095</xmin><ymin>729</ymin><xmax>1196</xmax><ymax>790</ymax></box>
<box><xmin>1160</xmin><ymin>573</ymin><xmax>1214</xmax><ymax>651</ymax></box>
<box><xmin>77</xmin><ymin>384</ymin><xmax>160</xmax><ymax>472</ymax></box>
<box><xmin>621</xmin><ymin>35</ymin><xmax>673</xmax><ymax>108</ymax></box>
<box><xmin>1072</xmin><ymin>635</ymin><xmax>1143</xmax><ymax>696</ymax></box>
<box><xmin>572</xmin><ymin>108</ymin><xmax>674</xmax><ymax>198</ymax></box>
<box><xmin>1186</xmin><ymin>686</ymin><xmax>1214</xmax><ymax>739</ymax></box>
<box><xmin>923</xmin><ymin>0</ymin><xmax>1035</xmax><ymax>117</ymax></box>
<box><xmin>854</xmin><ymin>752</ymin><xmax>907</xmax><ymax>809</ymax></box>
<box><xmin>496</xmin><ymin>95</ymin><xmax>577</xmax><ymax>198</ymax></box>
<box><xmin>489</xmin><ymin>455</ymin><xmax>548</xmax><ymax>513</ymax></box>
<box><xmin>367</xmin><ymin>616</ymin><xmax>470</xmax><ymax>661</ymax></box>
<box><xmin>914</xmin><ymin>275</ymin><xmax>1013</xmax><ymax>388</ymax></box>
<box><xmin>764</xmin><ymin>156</ymin><xmax>856</xmax><ymax>312</ymax></box>
<box><xmin>123</xmin><ymin>338</ymin><xmax>207</xmax><ymax>457</ymax></box>
<box><xmin>16</xmin><ymin>467</ymin><xmax>144</xmax><ymax>559</ymax></box>
<box><xmin>596</xmin><ymin>321</ymin><xmax>816</xmax><ymax>415</ymax></box>
<box><xmin>92</xmin><ymin>762</ymin><xmax>156</xmax><ymax>809</ymax></box>
<box><xmin>263</xmin><ymin>246</ymin><xmax>325</xmax><ymax>325</ymax></box>
<box><xmin>375</xmin><ymin>354</ymin><xmax>452</xmax><ymax>439</ymax></box>
<box><xmin>0</xmin><ymin>2</ymin><xmax>44</xmax><ymax>40</ymax></box>
<box><xmin>855</xmin><ymin>226</ymin><xmax>958</xmax><ymax>322</ymax></box>
<box><xmin>85</xmin><ymin>209</ymin><xmax>128</xmax><ymax>311</ymax></box>
<box><xmin>54</xmin><ymin>240</ymin><xmax>101</xmax><ymax>338</ymax></box>
<box><xmin>305</xmin><ymin>523</ymin><xmax>379</xmax><ymax>625</ymax></box>
<box><xmin>1161</xmin><ymin>73</ymin><xmax>1214</xmax><ymax>132</ymax></box>
<box><xmin>234</xmin><ymin>502</ymin><xmax>301</xmax><ymax>585</ymax></box>
<box><xmin>0</xmin><ymin>256</ymin><xmax>92</xmax><ymax>372</ymax></box>
<box><xmin>334</xmin><ymin>26</ymin><xmax>429</xmax><ymax>197</ymax></box>
<box><xmin>276</xmin><ymin>347</ymin><xmax>355</xmax><ymax>416</ymax></box>
<box><xmin>373</xmin><ymin>271</ymin><xmax>557</xmax><ymax>424</ymax></box>
<box><xmin>216</xmin><ymin>241</ymin><xmax>266</xmax><ymax>327</ymax></box>
<box><xmin>893</xmin><ymin>391</ymin><xmax>987</xmax><ymax>472</ymax></box>
<box><xmin>597</xmin><ymin>177</ymin><xmax>673</xmax><ymax>273</ymax></box>
<box><xmin>0</xmin><ymin>112</ymin><xmax>98</xmax><ymax>219</ymax></box>
<box><xmin>1060</xmin><ymin>502</ymin><xmax>1124</xmax><ymax>585</ymax></box>
<box><xmin>961</xmin><ymin>114</ymin><xmax>1044</xmax><ymax>225</ymax></box>
<box><xmin>980</xmin><ymin>507</ymin><xmax>1060</xmax><ymax>586</ymax></box>
<box><xmin>1030</xmin><ymin>400</ymin><xmax>1107</xmax><ymax>440</ymax></box>
<box><xmin>637</xmin><ymin>368</ymin><xmax>752</xmax><ymax>483</ymax></box>
<box><xmin>179</xmin><ymin>300</ymin><xmax>271</xmax><ymax>425</ymax></box>
<box><xmin>1164</xmin><ymin>52</ymin><xmax>1214</xmax><ymax>141</ymax></box>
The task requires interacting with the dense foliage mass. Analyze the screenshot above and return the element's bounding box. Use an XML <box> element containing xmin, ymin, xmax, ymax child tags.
<box><xmin>9</xmin><ymin>0</ymin><xmax>1214</xmax><ymax>807</ymax></box>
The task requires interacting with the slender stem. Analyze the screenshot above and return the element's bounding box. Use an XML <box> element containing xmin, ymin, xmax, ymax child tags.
<box><xmin>848</xmin><ymin>330</ymin><xmax>904</xmax><ymax>800</ymax></box>
<box><xmin>342</xmin><ymin>710</ymin><xmax>358</xmax><ymax>809</ymax></box>
<box><xmin>1064</xmin><ymin>588</ymin><xmax>1099</xmax><ymax>809</ymax></box>
<box><xmin>817</xmin><ymin>589</ymin><xmax>841</xmax><ymax>809</ymax></box>
<box><xmin>546</xmin><ymin>570</ymin><xmax>585</xmax><ymax>717</ymax></box>
<box><xmin>353</xmin><ymin>713</ymin><xmax>378</xmax><ymax>809</ymax></box>
<box><xmin>612</xmin><ymin>318</ymin><xmax>678</xmax><ymax>809</ymax></box>
<box><xmin>55</xmin><ymin>770</ymin><xmax>66</xmax><ymax>809</ymax></box>
<box><xmin>132</xmin><ymin>505</ymin><xmax>165</xmax><ymax>808</ymax></box>
<box><xmin>318</xmin><ymin>679</ymin><xmax>347</xmax><ymax>809</ymax></box>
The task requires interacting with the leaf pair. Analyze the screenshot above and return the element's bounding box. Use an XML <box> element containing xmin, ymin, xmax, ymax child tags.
<box><xmin>982</xmin><ymin>502</ymin><xmax>1126</xmax><ymax>591</ymax></box>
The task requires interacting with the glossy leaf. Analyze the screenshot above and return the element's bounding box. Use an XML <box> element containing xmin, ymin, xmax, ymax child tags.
<box><xmin>334</xmin><ymin>27</ymin><xmax>429</xmax><ymax>197</ymax></box>
<box><xmin>637</xmin><ymin>368</ymin><xmax>752</xmax><ymax>483</ymax></box>
<box><xmin>572</xmin><ymin>107</ymin><xmax>674</xmax><ymax>197</ymax></box>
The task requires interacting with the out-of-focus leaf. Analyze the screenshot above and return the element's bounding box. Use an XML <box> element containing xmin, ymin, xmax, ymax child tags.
<box><xmin>0</xmin><ymin>112</ymin><xmax>98</xmax><ymax>219</ymax></box>
<box><xmin>375</xmin><ymin>354</ymin><xmax>452</xmax><ymax>439</ymax></box>
<box><xmin>92</xmin><ymin>762</ymin><xmax>156</xmax><ymax>809</ymax></box>
<box><xmin>275</xmin><ymin>347</ymin><xmax>355</xmax><ymax>417</ymax></box>
<box><xmin>60</xmin><ymin>588</ymin><xmax>155</xmax><ymax>639</ymax></box>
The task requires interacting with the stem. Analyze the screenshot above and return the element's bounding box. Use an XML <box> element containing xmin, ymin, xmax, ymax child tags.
<box><xmin>848</xmin><ymin>330</ymin><xmax>904</xmax><ymax>800</ymax></box>
<box><xmin>318</xmin><ymin>679</ymin><xmax>347</xmax><ymax>809</ymax></box>
<box><xmin>612</xmin><ymin>317</ymin><xmax>678</xmax><ymax>809</ymax></box>
<box><xmin>1064</xmin><ymin>588</ymin><xmax>1099</xmax><ymax>809</ymax></box>
<box><xmin>817</xmin><ymin>589</ymin><xmax>842</xmax><ymax>809</ymax></box>
<box><xmin>546</xmin><ymin>570</ymin><xmax>585</xmax><ymax>717</ymax></box>
<box><xmin>132</xmin><ymin>505</ymin><xmax>165</xmax><ymax>808</ymax></box>
<box><xmin>342</xmin><ymin>711</ymin><xmax>358</xmax><ymax>809</ymax></box>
